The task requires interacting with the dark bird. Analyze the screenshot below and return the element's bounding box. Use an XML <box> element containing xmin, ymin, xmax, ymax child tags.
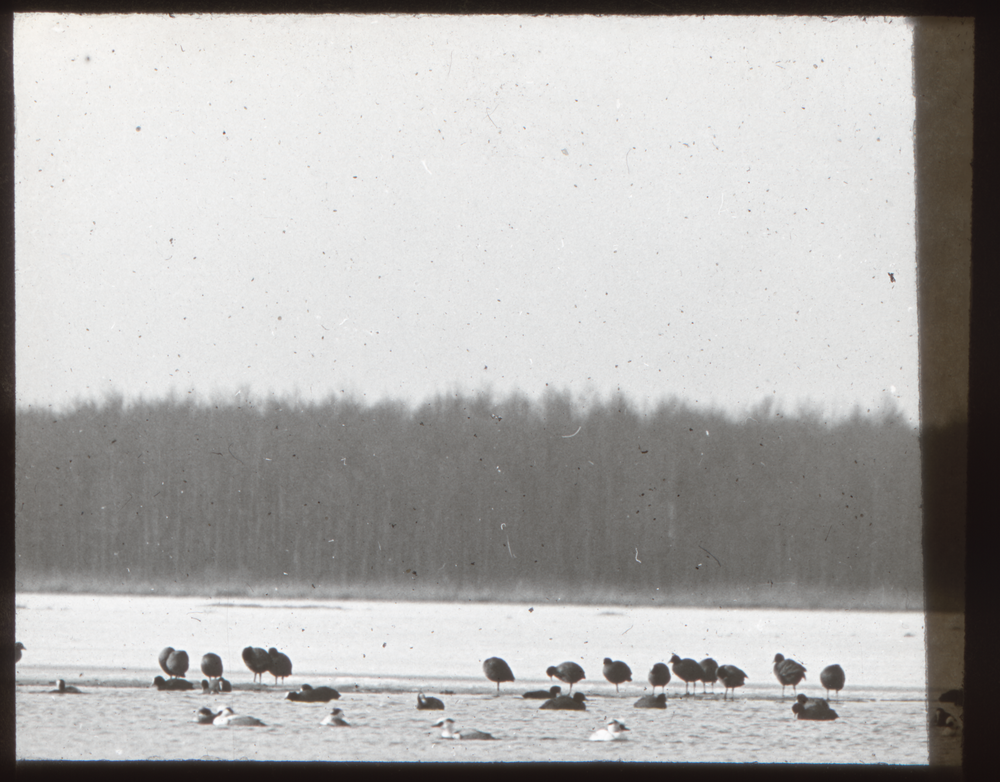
<box><xmin>602</xmin><ymin>658</ymin><xmax>632</xmax><ymax>692</ymax></box>
<box><xmin>669</xmin><ymin>654</ymin><xmax>704</xmax><ymax>695</ymax></box>
<box><xmin>717</xmin><ymin>664</ymin><xmax>748</xmax><ymax>700</ymax></box>
<box><xmin>482</xmin><ymin>657</ymin><xmax>515</xmax><ymax>693</ymax></box>
<box><xmin>15</xmin><ymin>642</ymin><xmax>25</xmax><ymax>663</ymax></box>
<box><xmin>49</xmin><ymin>679</ymin><xmax>82</xmax><ymax>694</ymax></box>
<box><xmin>158</xmin><ymin>647</ymin><xmax>189</xmax><ymax>679</ymax></box>
<box><xmin>634</xmin><ymin>693</ymin><xmax>667</xmax><ymax>709</ymax></box>
<box><xmin>939</xmin><ymin>689</ymin><xmax>964</xmax><ymax>708</ymax></box>
<box><xmin>540</xmin><ymin>691</ymin><xmax>588</xmax><ymax>711</ymax></box>
<box><xmin>153</xmin><ymin>675</ymin><xmax>194</xmax><ymax>691</ymax></box>
<box><xmin>433</xmin><ymin>718</ymin><xmax>496</xmax><ymax>740</ymax></box>
<box><xmin>933</xmin><ymin>707</ymin><xmax>962</xmax><ymax>734</ymax></box>
<box><xmin>417</xmin><ymin>693</ymin><xmax>445</xmax><ymax>710</ymax></box>
<box><xmin>321</xmin><ymin>707</ymin><xmax>350</xmax><ymax>727</ymax></box>
<box><xmin>242</xmin><ymin>646</ymin><xmax>270</xmax><ymax>683</ymax></box>
<box><xmin>791</xmin><ymin>693</ymin><xmax>838</xmax><ymax>721</ymax></box>
<box><xmin>286</xmin><ymin>683</ymin><xmax>340</xmax><ymax>702</ymax></box>
<box><xmin>201</xmin><ymin>653</ymin><xmax>223</xmax><ymax>681</ymax></box>
<box><xmin>820</xmin><ymin>664</ymin><xmax>846</xmax><ymax>699</ymax></box>
<box><xmin>195</xmin><ymin>707</ymin><xmax>219</xmax><ymax>724</ymax></box>
<box><xmin>773</xmin><ymin>653</ymin><xmax>807</xmax><ymax>696</ymax></box>
<box><xmin>267</xmin><ymin>647</ymin><xmax>292</xmax><ymax>685</ymax></box>
<box><xmin>201</xmin><ymin>678</ymin><xmax>232</xmax><ymax>694</ymax></box>
<box><xmin>699</xmin><ymin>658</ymin><xmax>719</xmax><ymax>694</ymax></box>
<box><xmin>647</xmin><ymin>663</ymin><xmax>671</xmax><ymax>694</ymax></box>
<box><xmin>524</xmin><ymin>685</ymin><xmax>562</xmax><ymax>699</ymax></box>
<box><xmin>546</xmin><ymin>661</ymin><xmax>586</xmax><ymax>692</ymax></box>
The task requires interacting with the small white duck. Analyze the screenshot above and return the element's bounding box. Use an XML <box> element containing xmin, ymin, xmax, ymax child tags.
<box><xmin>321</xmin><ymin>707</ymin><xmax>350</xmax><ymax>727</ymax></box>
<box><xmin>589</xmin><ymin>719</ymin><xmax>630</xmax><ymax>741</ymax></box>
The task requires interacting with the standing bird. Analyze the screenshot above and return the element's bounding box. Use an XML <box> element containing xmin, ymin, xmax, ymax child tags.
<box><xmin>589</xmin><ymin>719</ymin><xmax>630</xmax><ymax>741</ymax></box>
<box><xmin>158</xmin><ymin>647</ymin><xmax>189</xmax><ymax>679</ymax></box>
<box><xmin>648</xmin><ymin>662</ymin><xmax>671</xmax><ymax>695</ymax></box>
<box><xmin>791</xmin><ymin>693</ymin><xmax>838</xmax><ymax>721</ymax></box>
<box><xmin>669</xmin><ymin>654</ymin><xmax>704</xmax><ymax>696</ymax></box>
<box><xmin>699</xmin><ymin>658</ymin><xmax>719</xmax><ymax>693</ymax></box>
<box><xmin>773</xmin><ymin>653</ymin><xmax>807</xmax><ymax>697</ymax></box>
<box><xmin>242</xmin><ymin>646</ymin><xmax>270</xmax><ymax>684</ymax></box>
<box><xmin>482</xmin><ymin>657</ymin><xmax>515</xmax><ymax>694</ymax></box>
<box><xmin>602</xmin><ymin>658</ymin><xmax>632</xmax><ymax>693</ymax></box>
<box><xmin>267</xmin><ymin>647</ymin><xmax>292</xmax><ymax>685</ymax></box>
<box><xmin>717</xmin><ymin>664</ymin><xmax>748</xmax><ymax>700</ymax></box>
<box><xmin>546</xmin><ymin>661</ymin><xmax>586</xmax><ymax>693</ymax></box>
<box><xmin>540</xmin><ymin>692</ymin><xmax>588</xmax><ymax>711</ymax></box>
<box><xmin>433</xmin><ymin>718</ymin><xmax>496</xmax><ymax>740</ymax></box>
<box><xmin>524</xmin><ymin>685</ymin><xmax>562</xmax><ymax>699</ymax></box>
<box><xmin>633</xmin><ymin>693</ymin><xmax>667</xmax><ymax>709</ymax></box>
<box><xmin>417</xmin><ymin>693</ymin><xmax>445</xmax><ymax>710</ymax></box>
<box><xmin>321</xmin><ymin>708</ymin><xmax>350</xmax><ymax>727</ymax></box>
<box><xmin>201</xmin><ymin>652</ymin><xmax>223</xmax><ymax>683</ymax></box>
<box><xmin>15</xmin><ymin>642</ymin><xmax>25</xmax><ymax>663</ymax></box>
<box><xmin>820</xmin><ymin>664</ymin><xmax>846</xmax><ymax>699</ymax></box>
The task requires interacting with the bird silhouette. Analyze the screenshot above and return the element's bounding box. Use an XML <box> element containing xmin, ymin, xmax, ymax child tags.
<box><xmin>482</xmin><ymin>657</ymin><xmax>515</xmax><ymax>694</ymax></box>
<box><xmin>546</xmin><ymin>661</ymin><xmax>586</xmax><ymax>692</ymax></box>
<box><xmin>633</xmin><ymin>693</ymin><xmax>667</xmax><ymax>709</ymax></box>
<box><xmin>417</xmin><ymin>693</ymin><xmax>445</xmax><ymax>710</ymax></box>
<box><xmin>523</xmin><ymin>685</ymin><xmax>562</xmax><ymax>699</ymax></box>
<box><xmin>717</xmin><ymin>664</ymin><xmax>748</xmax><ymax>700</ymax></box>
<box><xmin>669</xmin><ymin>654</ymin><xmax>704</xmax><ymax>695</ymax></box>
<box><xmin>602</xmin><ymin>658</ymin><xmax>632</xmax><ymax>692</ymax></box>
<box><xmin>791</xmin><ymin>693</ymin><xmax>838</xmax><ymax>721</ymax></box>
<box><xmin>540</xmin><ymin>691</ymin><xmax>588</xmax><ymax>710</ymax></box>
<box><xmin>820</xmin><ymin>664</ymin><xmax>845</xmax><ymax>699</ymax></box>
<box><xmin>773</xmin><ymin>653</ymin><xmax>807</xmax><ymax>696</ymax></box>
<box><xmin>158</xmin><ymin>647</ymin><xmax>189</xmax><ymax>679</ymax></box>
<box><xmin>267</xmin><ymin>647</ymin><xmax>292</xmax><ymax>685</ymax></box>
<box><xmin>286</xmin><ymin>683</ymin><xmax>340</xmax><ymax>702</ymax></box>
<box><xmin>242</xmin><ymin>646</ymin><xmax>270</xmax><ymax>684</ymax></box>
<box><xmin>647</xmin><ymin>663</ymin><xmax>671</xmax><ymax>695</ymax></box>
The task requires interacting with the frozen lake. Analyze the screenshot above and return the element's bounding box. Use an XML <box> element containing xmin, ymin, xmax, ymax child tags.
<box><xmin>15</xmin><ymin>593</ymin><xmax>933</xmax><ymax>762</ymax></box>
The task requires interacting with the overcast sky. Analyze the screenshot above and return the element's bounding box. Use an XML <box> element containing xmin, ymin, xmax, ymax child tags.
<box><xmin>15</xmin><ymin>14</ymin><xmax>918</xmax><ymax>423</ymax></box>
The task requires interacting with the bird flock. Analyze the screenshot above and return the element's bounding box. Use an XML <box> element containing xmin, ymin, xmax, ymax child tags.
<box><xmin>15</xmin><ymin>639</ymin><xmax>960</xmax><ymax>740</ymax></box>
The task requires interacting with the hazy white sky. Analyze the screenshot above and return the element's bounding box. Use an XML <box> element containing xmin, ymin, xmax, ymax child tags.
<box><xmin>15</xmin><ymin>14</ymin><xmax>918</xmax><ymax>422</ymax></box>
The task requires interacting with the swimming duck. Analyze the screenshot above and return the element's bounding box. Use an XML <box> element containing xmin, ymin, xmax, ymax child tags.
<box><xmin>286</xmin><ymin>683</ymin><xmax>340</xmax><ymax>702</ymax></box>
<box><xmin>540</xmin><ymin>692</ymin><xmax>588</xmax><ymax>710</ymax></box>
<box><xmin>158</xmin><ymin>647</ymin><xmax>189</xmax><ymax>679</ymax></box>
<box><xmin>602</xmin><ymin>658</ymin><xmax>632</xmax><ymax>692</ymax></box>
<box><xmin>699</xmin><ymin>658</ymin><xmax>719</xmax><ymax>693</ymax></box>
<box><xmin>482</xmin><ymin>657</ymin><xmax>515</xmax><ymax>694</ymax></box>
<box><xmin>267</xmin><ymin>647</ymin><xmax>292</xmax><ymax>684</ymax></box>
<box><xmin>791</xmin><ymin>693</ymin><xmax>838</xmax><ymax>721</ymax></box>
<box><xmin>669</xmin><ymin>654</ymin><xmax>704</xmax><ymax>695</ymax></box>
<box><xmin>195</xmin><ymin>707</ymin><xmax>219</xmax><ymax>724</ymax></box>
<box><xmin>201</xmin><ymin>678</ymin><xmax>232</xmax><ymax>694</ymax></box>
<box><xmin>546</xmin><ymin>661</ymin><xmax>586</xmax><ymax>692</ymax></box>
<box><xmin>433</xmin><ymin>718</ymin><xmax>496</xmax><ymax>740</ymax></box>
<box><xmin>417</xmin><ymin>693</ymin><xmax>445</xmax><ymax>710</ymax></box>
<box><xmin>589</xmin><ymin>719</ymin><xmax>630</xmax><ymax>741</ymax></box>
<box><xmin>242</xmin><ymin>646</ymin><xmax>270</xmax><ymax>683</ymax></box>
<box><xmin>717</xmin><ymin>664</ymin><xmax>748</xmax><ymax>700</ymax></box>
<box><xmin>15</xmin><ymin>642</ymin><xmax>25</xmax><ymax>663</ymax></box>
<box><xmin>523</xmin><ymin>685</ymin><xmax>562</xmax><ymax>699</ymax></box>
<box><xmin>321</xmin><ymin>707</ymin><xmax>350</xmax><ymax>726</ymax></box>
<box><xmin>820</xmin><ymin>664</ymin><xmax>846</xmax><ymax>699</ymax></box>
<box><xmin>201</xmin><ymin>653</ymin><xmax>223</xmax><ymax>682</ymax></box>
<box><xmin>633</xmin><ymin>693</ymin><xmax>667</xmax><ymax>709</ymax></box>
<box><xmin>647</xmin><ymin>663</ymin><xmax>671</xmax><ymax>694</ymax></box>
<box><xmin>49</xmin><ymin>679</ymin><xmax>82</xmax><ymax>694</ymax></box>
<box><xmin>211</xmin><ymin>706</ymin><xmax>266</xmax><ymax>726</ymax></box>
<box><xmin>153</xmin><ymin>675</ymin><xmax>194</xmax><ymax>691</ymax></box>
<box><xmin>773</xmin><ymin>654</ymin><xmax>807</xmax><ymax>696</ymax></box>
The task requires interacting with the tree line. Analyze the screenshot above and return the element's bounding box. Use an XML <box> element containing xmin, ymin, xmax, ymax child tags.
<box><xmin>14</xmin><ymin>390</ymin><xmax>926</xmax><ymax>607</ymax></box>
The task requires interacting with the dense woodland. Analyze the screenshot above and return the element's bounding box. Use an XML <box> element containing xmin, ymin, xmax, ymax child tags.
<box><xmin>14</xmin><ymin>391</ymin><xmax>929</xmax><ymax>608</ymax></box>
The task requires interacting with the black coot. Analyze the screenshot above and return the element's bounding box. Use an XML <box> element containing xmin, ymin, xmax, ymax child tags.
<box><xmin>602</xmin><ymin>658</ymin><xmax>632</xmax><ymax>692</ymax></box>
<box><xmin>540</xmin><ymin>692</ymin><xmax>588</xmax><ymax>710</ymax></box>
<box><xmin>417</xmin><ymin>693</ymin><xmax>445</xmax><ymax>710</ymax></box>
<box><xmin>669</xmin><ymin>654</ymin><xmax>704</xmax><ymax>695</ymax></box>
<box><xmin>201</xmin><ymin>653</ymin><xmax>224</xmax><ymax>681</ymax></box>
<box><xmin>482</xmin><ymin>657</ymin><xmax>515</xmax><ymax>693</ymax></box>
<box><xmin>15</xmin><ymin>642</ymin><xmax>25</xmax><ymax>663</ymax></box>
<box><xmin>716</xmin><ymin>664</ymin><xmax>748</xmax><ymax>700</ymax></box>
<box><xmin>820</xmin><ymin>664</ymin><xmax>846</xmax><ymax>699</ymax></box>
<box><xmin>546</xmin><ymin>662</ymin><xmax>586</xmax><ymax>692</ymax></box>
<box><xmin>699</xmin><ymin>658</ymin><xmax>719</xmax><ymax>693</ymax></box>
<box><xmin>633</xmin><ymin>693</ymin><xmax>667</xmax><ymax>709</ymax></box>
<box><xmin>153</xmin><ymin>675</ymin><xmax>194</xmax><ymax>691</ymax></box>
<box><xmin>286</xmin><ymin>683</ymin><xmax>340</xmax><ymax>702</ymax></box>
<box><xmin>791</xmin><ymin>693</ymin><xmax>838</xmax><ymax>721</ymax></box>
<box><xmin>773</xmin><ymin>653</ymin><xmax>807</xmax><ymax>696</ymax></box>
<box><xmin>267</xmin><ymin>647</ymin><xmax>292</xmax><ymax>684</ymax></box>
<box><xmin>158</xmin><ymin>647</ymin><xmax>189</xmax><ymax>679</ymax></box>
<box><xmin>242</xmin><ymin>647</ymin><xmax>270</xmax><ymax>683</ymax></box>
<box><xmin>523</xmin><ymin>685</ymin><xmax>562</xmax><ymax>699</ymax></box>
<box><xmin>648</xmin><ymin>662</ymin><xmax>671</xmax><ymax>694</ymax></box>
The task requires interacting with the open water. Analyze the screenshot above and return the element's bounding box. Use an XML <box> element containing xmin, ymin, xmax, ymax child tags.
<box><xmin>14</xmin><ymin>593</ymin><xmax>939</xmax><ymax>763</ymax></box>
